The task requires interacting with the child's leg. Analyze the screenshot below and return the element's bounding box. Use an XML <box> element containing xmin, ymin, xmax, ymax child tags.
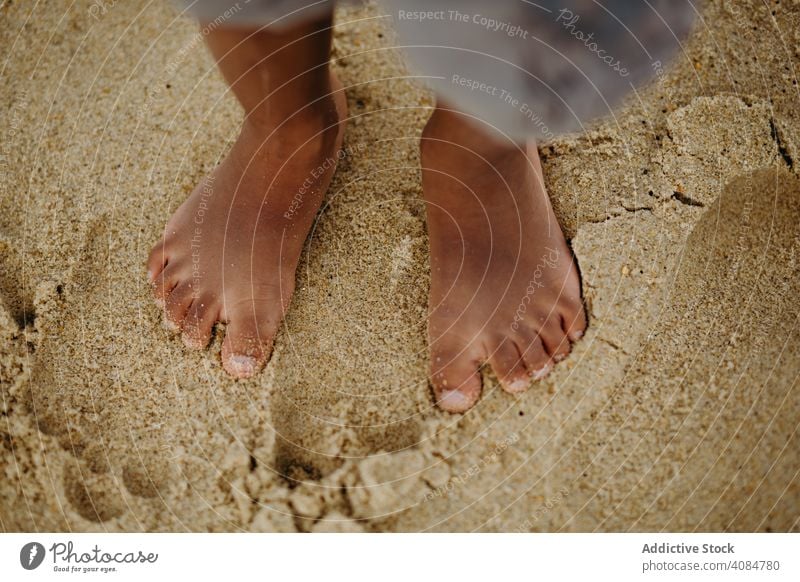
<box><xmin>147</xmin><ymin>10</ymin><xmax>346</xmax><ymax>378</ymax></box>
<box><xmin>421</xmin><ymin>104</ymin><xmax>586</xmax><ymax>412</ymax></box>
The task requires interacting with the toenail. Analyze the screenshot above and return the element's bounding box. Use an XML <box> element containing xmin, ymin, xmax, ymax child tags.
<box><xmin>438</xmin><ymin>389</ymin><xmax>470</xmax><ymax>411</ymax></box>
<box><xmin>228</xmin><ymin>355</ymin><xmax>257</xmax><ymax>377</ymax></box>
<box><xmin>506</xmin><ymin>378</ymin><xmax>529</xmax><ymax>393</ymax></box>
<box><xmin>162</xmin><ymin>318</ymin><xmax>179</xmax><ymax>332</ymax></box>
<box><xmin>554</xmin><ymin>353</ymin><xmax>567</xmax><ymax>362</ymax></box>
<box><xmin>532</xmin><ymin>364</ymin><xmax>552</xmax><ymax>380</ymax></box>
<box><xmin>573</xmin><ymin>330</ymin><xmax>584</xmax><ymax>340</ymax></box>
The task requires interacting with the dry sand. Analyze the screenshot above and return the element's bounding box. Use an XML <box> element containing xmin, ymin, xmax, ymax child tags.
<box><xmin>1</xmin><ymin>0</ymin><xmax>798</xmax><ymax>532</ymax></box>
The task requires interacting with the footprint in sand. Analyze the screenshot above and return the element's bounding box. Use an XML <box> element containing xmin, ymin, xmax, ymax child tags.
<box><xmin>25</xmin><ymin>216</ymin><xmax>175</xmax><ymax>521</ymax></box>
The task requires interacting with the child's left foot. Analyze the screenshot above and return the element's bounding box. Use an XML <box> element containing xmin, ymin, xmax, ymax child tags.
<box><xmin>421</xmin><ymin>107</ymin><xmax>587</xmax><ymax>413</ymax></box>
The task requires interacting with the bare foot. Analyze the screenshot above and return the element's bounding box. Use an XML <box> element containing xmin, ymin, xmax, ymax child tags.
<box><xmin>147</xmin><ymin>77</ymin><xmax>347</xmax><ymax>378</ymax></box>
<box><xmin>421</xmin><ymin>106</ymin><xmax>586</xmax><ymax>413</ymax></box>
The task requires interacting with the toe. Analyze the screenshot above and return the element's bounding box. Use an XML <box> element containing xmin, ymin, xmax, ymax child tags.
<box><xmin>162</xmin><ymin>283</ymin><xmax>195</xmax><ymax>332</ymax></box>
<box><xmin>517</xmin><ymin>331</ymin><xmax>553</xmax><ymax>380</ymax></box>
<box><xmin>221</xmin><ymin>303</ymin><xmax>277</xmax><ymax>379</ymax></box>
<box><xmin>430</xmin><ymin>348</ymin><xmax>482</xmax><ymax>413</ymax></box>
<box><xmin>551</xmin><ymin>332</ymin><xmax>571</xmax><ymax>363</ymax></box>
<box><xmin>182</xmin><ymin>296</ymin><xmax>218</xmax><ymax>349</ymax></box>
<box><xmin>539</xmin><ymin>317</ymin><xmax>569</xmax><ymax>361</ymax></box>
<box><xmin>146</xmin><ymin>238</ymin><xmax>169</xmax><ymax>283</ymax></box>
<box><xmin>489</xmin><ymin>340</ymin><xmax>530</xmax><ymax>394</ymax></box>
<box><xmin>152</xmin><ymin>264</ymin><xmax>180</xmax><ymax>308</ymax></box>
<box><xmin>562</xmin><ymin>304</ymin><xmax>587</xmax><ymax>343</ymax></box>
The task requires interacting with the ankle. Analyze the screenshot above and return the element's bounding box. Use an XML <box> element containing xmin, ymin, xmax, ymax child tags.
<box><xmin>422</xmin><ymin>106</ymin><xmax>523</xmax><ymax>159</ymax></box>
<box><xmin>245</xmin><ymin>70</ymin><xmax>340</xmax><ymax>126</ymax></box>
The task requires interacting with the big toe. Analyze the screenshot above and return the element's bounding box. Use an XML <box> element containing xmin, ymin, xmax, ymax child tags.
<box><xmin>221</xmin><ymin>305</ymin><xmax>277</xmax><ymax>379</ymax></box>
<box><xmin>430</xmin><ymin>349</ymin><xmax>482</xmax><ymax>413</ymax></box>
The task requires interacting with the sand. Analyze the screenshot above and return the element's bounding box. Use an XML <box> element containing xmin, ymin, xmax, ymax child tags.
<box><xmin>1</xmin><ymin>0</ymin><xmax>798</xmax><ymax>532</ymax></box>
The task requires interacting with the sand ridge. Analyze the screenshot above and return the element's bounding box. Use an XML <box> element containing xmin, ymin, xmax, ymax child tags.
<box><xmin>0</xmin><ymin>0</ymin><xmax>798</xmax><ymax>532</ymax></box>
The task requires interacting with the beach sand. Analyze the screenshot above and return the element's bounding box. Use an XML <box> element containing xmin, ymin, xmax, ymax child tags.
<box><xmin>1</xmin><ymin>0</ymin><xmax>798</xmax><ymax>532</ymax></box>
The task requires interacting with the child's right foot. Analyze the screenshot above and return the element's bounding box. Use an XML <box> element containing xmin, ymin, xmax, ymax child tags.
<box><xmin>147</xmin><ymin>79</ymin><xmax>346</xmax><ymax>378</ymax></box>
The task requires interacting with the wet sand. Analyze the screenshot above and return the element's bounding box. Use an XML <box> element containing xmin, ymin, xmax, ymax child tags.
<box><xmin>1</xmin><ymin>0</ymin><xmax>798</xmax><ymax>531</ymax></box>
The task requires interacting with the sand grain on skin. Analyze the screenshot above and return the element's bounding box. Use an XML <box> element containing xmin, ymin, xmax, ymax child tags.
<box><xmin>0</xmin><ymin>0</ymin><xmax>798</xmax><ymax>532</ymax></box>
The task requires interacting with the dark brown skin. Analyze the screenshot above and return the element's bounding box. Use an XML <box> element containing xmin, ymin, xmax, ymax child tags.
<box><xmin>147</xmin><ymin>15</ymin><xmax>347</xmax><ymax>377</ymax></box>
<box><xmin>421</xmin><ymin>107</ymin><xmax>586</xmax><ymax>412</ymax></box>
<box><xmin>147</xmin><ymin>11</ymin><xmax>587</xmax><ymax>411</ymax></box>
